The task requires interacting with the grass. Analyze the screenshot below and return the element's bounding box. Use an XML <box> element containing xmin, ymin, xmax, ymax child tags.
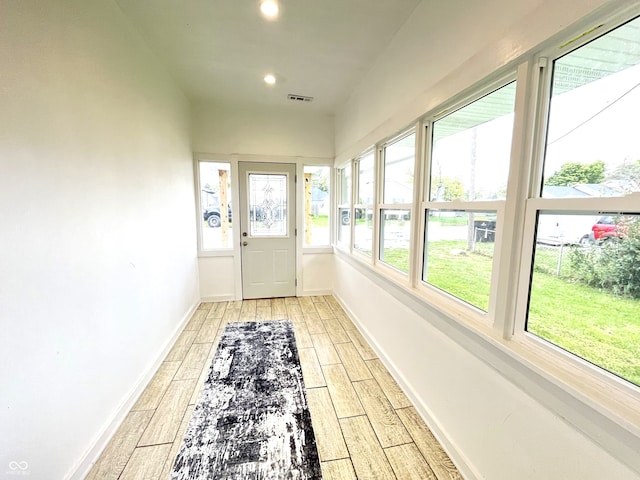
<box><xmin>381</xmin><ymin>248</ymin><xmax>410</xmax><ymax>273</ymax></box>
<box><xmin>310</xmin><ymin>214</ymin><xmax>328</xmax><ymax>227</ymax></box>
<box><xmin>385</xmin><ymin>239</ymin><xmax>640</xmax><ymax>386</ymax></box>
<box><xmin>425</xmin><ymin>240</ymin><xmax>493</xmax><ymax>311</ymax></box>
<box><xmin>428</xmin><ymin>216</ymin><xmax>468</xmax><ymax>226</ymax></box>
<box><xmin>528</xmin><ymin>269</ymin><xmax>640</xmax><ymax>386</ymax></box>
<box><xmin>532</xmin><ymin>244</ymin><xmax>575</xmax><ymax>278</ymax></box>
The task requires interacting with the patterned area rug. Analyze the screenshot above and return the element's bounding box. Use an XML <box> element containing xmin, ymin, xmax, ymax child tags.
<box><xmin>172</xmin><ymin>320</ymin><xmax>322</xmax><ymax>479</ymax></box>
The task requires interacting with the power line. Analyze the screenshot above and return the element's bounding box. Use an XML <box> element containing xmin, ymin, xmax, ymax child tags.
<box><xmin>547</xmin><ymin>80</ymin><xmax>640</xmax><ymax>146</ymax></box>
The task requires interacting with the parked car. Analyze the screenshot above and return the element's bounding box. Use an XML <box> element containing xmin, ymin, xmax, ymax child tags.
<box><xmin>203</xmin><ymin>199</ymin><xmax>232</xmax><ymax>228</ymax></box>
<box><xmin>590</xmin><ymin>215</ymin><xmax>632</xmax><ymax>242</ymax></box>
<box><xmin>535</xmin><ymin>213</ymin><xmax>597</xmax><ymax>246</ymax></box>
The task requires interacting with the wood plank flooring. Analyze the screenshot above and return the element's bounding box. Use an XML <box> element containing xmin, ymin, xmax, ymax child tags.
<box><xmin>86</xmin><ymin>296</ymin><xmax>462</xmax><ymax>480</ymax></box>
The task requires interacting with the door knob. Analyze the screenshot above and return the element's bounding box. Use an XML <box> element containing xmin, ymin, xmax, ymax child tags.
<box><xmin>242</xmin><ymin>241</ymin><xmax>248</xmax><ymax>246</ymax></box>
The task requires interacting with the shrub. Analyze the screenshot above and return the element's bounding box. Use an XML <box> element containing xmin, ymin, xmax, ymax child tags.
<box><xmin>569</xmin><ymin>218</ymin><xmax>640</xmax><ymax>298</ymax></box>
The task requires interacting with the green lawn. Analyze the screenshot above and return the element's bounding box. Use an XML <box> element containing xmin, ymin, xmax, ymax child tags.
<box><xmin>425</xmin><ymin>240</ymin><xmax>493</xmax><ymax>311</ymax></box>
<box><xmin>310</xmin><ymin>214</ymin><xmax>328</xmax><ymax>227</ymax></box>
<box><xmin>387</xmin><ymin>240</ymin><xmax>640</xmax><ymax>386</ymax></box>
<box><xmin>528</xmin><ymin>273</ymin><xmax>640</xmax><ymax>386</ymax></box>
<box><xmin>428</xmin><ymin>216</ymin><xmax>467</xmax><ymax>226</ymax></box>
<box><xmin>380</xmin><ymin>247</ymin><xmax>410</xmax><ymax>273</ymax></box>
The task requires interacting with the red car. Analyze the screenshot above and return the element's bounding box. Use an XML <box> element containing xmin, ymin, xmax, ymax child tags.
<box><xmin>590</xmin><ymin>215</ymin><xmax>629</xmax><ymax>241</ymax></box>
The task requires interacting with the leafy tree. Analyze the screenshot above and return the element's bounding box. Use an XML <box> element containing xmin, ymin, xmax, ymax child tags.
<box><xmin>317</xmin><ymin>177</ymin><xmax>329</xmax><ymax>192</ymax></box>
<box><xmin>433</xmin><ymin>177</ymin><xmax>465</xmax><ymax>201</ymax></box>
<box><xmin>546</xmin><ymin>160</ymin><xmax>605</xmax><ymax>186</ymax></box>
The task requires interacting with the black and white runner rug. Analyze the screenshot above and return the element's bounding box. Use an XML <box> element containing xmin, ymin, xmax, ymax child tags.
<box><xmin>172</xmin><ymin>320</ymin><xmax>322</xmax><ymax>479</ymax></box>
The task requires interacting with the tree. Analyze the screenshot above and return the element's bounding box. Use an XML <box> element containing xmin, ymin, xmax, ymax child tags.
<box><xmin>433</xmin><ymin>177</ymin><xmax>465</xmax><ymax>201</ymax></box>
<box><xmin>546</xmin><ymin>160</ymin><xmax>605</xmax><ymax>186</ymax></box>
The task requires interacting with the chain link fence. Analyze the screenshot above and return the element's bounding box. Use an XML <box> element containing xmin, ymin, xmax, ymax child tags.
<box><xmin>533</xmin><ymin>243</ymin><xmax>585</xmax><ymax>278</ymax></box>
<box><xmin>470</xmin><ymin>230</ymin><xmax>585</xmax><ymax>279</ymax></box>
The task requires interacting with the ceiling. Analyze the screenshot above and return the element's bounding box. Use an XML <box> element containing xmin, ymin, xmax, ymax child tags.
<box><xmin>115</xmin><ymin>0</ymin><xmax>422</xmax><ymax>114</ymax></box>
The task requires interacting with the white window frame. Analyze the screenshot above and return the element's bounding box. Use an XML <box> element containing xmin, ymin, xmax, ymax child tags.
<box><xmin>353</xmin><ymin>149</ymin><xmax>376</xmax><ymax>259</ymax></box>
<box><xmin>335</xmin><ymin>162</ymin><xmax>353</xmax><ymax>251</ymax></box>
<box><xmin>377</xmin><ymin>129</ymin><xmax>417</xmax><ymax>277</ymax></box>
<box><xmin>302</xmin><ymin>163</ymin><xmax>333</xmax><ymax>252</ymax></box>
<box><xmin>195</xmin><ymin>157</ymin><xmax>237</xmax><ymax>256</ymax></box>
<box><xmin>510</xmin><ymin>10</ymin><xmax>640</xmax><ymax>418</ymax></box>
<box><xmin>417</xmin><ymin>76</ymin><xmax>517</xmax><ymax>322</ymax></box>
<box><xmin>331</xmin><ymin>5</ymin><xmax>640</xmax><ymax>470</ymax></box>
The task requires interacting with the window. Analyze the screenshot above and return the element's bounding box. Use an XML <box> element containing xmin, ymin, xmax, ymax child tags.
<box><xmin>526</xmin><ymin>17</ymin><xmax>640</xmax><ymax>386</ymax></box>
<box><xmin>430</xmin><ymin>82</ymin><xmax>515</xmax><ymax>202</ymax></box>
<box><xmin>198</xmin><ymin>161</ymin><xmax>233</xmax><ymax>250</ymax></box>
<box><xmin>337</xmin><ymin>164</ymin><xmax>352</xmax><ymax>247</ymax></box>
<box><xmin>379</xmin><ymin>132</ymin><xmax>415</xmax><ymax>273</ymax></box>
<box><xmin>303</xmin><ymin>165</ymin><xmax>331</xmax><ymax>247</ymax></box>
<box><xmin>354</xmin><ymin>151</ymin><xmax>375</xmax><ymax>255</ymax></box>
<box><xmin>424</xmin><ymin>210</ymin><xmax>497</xmax><ymax>311</ymax></box>
<box><xmin>423</xmin><ymin>82</ymin><xmax>516</xmax><ymax>311</ymax></box>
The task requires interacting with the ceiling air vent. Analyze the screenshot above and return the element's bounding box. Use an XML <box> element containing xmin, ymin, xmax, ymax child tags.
<box><xmin>287</xmin><ymin>94</ymin><xmax>314</xmax><ymax>102</ymax></box>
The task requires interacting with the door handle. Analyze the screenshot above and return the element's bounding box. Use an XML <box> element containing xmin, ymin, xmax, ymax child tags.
<box><xmin>242</xmin><ymin>241</ymin><xmax>248</xmax><ymax>246</ymax></box>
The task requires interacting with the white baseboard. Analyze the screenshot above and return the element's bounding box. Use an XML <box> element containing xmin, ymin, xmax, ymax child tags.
<box><xmin>66</xmin><ymin>300</ymin><xmax>200</xmax><ymax>480</ymax></box>
<box><xmin>300</xmin><ymin>288</ymin><xmax>333</xmax><ymax>296</ymax></box>
<box><xmin>203</xmin><ymin>292</ymin><xmax>331</xmax><ymax>302</ymax></box>
<box><xmin>201</xmin><ymin>294</ymin><xmax>236</xmax><ymax>302</ymax></box>
<box><xmin>331</xmin><ymin>292</ymin><xmax>478</xmax><ymax>480</ymax></box>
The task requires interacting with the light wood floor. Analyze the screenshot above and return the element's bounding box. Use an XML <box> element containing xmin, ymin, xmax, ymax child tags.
<box><xmin>86</xmin><ymin>296</ymin><xmax>462</xmax><ymax>480</ymax></box>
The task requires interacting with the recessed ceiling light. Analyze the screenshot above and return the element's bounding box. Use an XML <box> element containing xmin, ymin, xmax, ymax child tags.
<box><xmin>264</xmin><ymin>74</ymin><xmax>276</xmax><ymax>85</ymax></box>
<box><xmin>260</xmin><ymin>1</ymin><xmax>279</xmax><ymax>18</ymax></box>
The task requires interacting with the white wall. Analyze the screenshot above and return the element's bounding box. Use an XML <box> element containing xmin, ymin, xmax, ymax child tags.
<box><xmin>199</xmin><ymin>256</ymin><xmax>236</xmax><ymax>301</ymax></box>
<box><xmin>334</xmin><ymin>255</ymin><xmax>638</xmax><ymax>480</ymax></box>
<box><xmin>192</xmin><ymin>101</ymin><xmax>334</xmax><ymax>158</ymax></box>
<box><xmin>302</xmin><ymin>253</ymin><xmax>334</xmax><ymax>296</ymax></box>
<box><xmin>0</xmin><ymin>1</ymin><xmax>198</xmax><ymax>478</ymax></box>
<box><xmin>333</xmin><ymin>0</ymin><xmax>640</xmax><ymax>478</ymax></box>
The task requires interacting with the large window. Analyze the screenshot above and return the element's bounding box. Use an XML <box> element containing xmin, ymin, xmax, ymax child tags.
<box><xmin>329</xmin><ymin>10</ymin><xmax>640</xmax><ymax>456</ymax></box>
<box><xmin>423</xmin><ymin>82</ymin><xmax>516</xmax><ymax>311</ymax></box>
<box><xmin>354</xmin><ymin>151</ymin><xmax>375</xmax><ymax>255</ymax></box>
<box><xmin>526</xmin><ymin>17</ymin><xmax>640</xmax><ymax>386</ymax></box>
<box><xmin>199</xmin><ymin>161</ymin><xmax>233</xmax><ymax>250</ymax></box>
<box><xmin>337</xmin><ymin>164</ymin><xmax>352</xmax><ymax>248</ymax></box>
<box><xmin>379</xmin><ymin>132</ymin><xmax>415</xmax><ymax>273</ymax></box>
<box><xmin>303</xmin><ymin>165</ymin><xmax>331</xmax><ymax>247</ymax></box>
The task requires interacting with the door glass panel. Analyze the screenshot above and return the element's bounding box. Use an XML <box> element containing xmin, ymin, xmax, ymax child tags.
<box><xmin>248</xmin><ymin>173</ymin><xmax>287</xmax><ymax>236</ymax></box>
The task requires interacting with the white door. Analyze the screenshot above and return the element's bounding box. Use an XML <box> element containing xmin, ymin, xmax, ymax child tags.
<box><xmin>239</xmin><ymin>162</ymin><xmax>296</xmax><ymax>299</ymax></box>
